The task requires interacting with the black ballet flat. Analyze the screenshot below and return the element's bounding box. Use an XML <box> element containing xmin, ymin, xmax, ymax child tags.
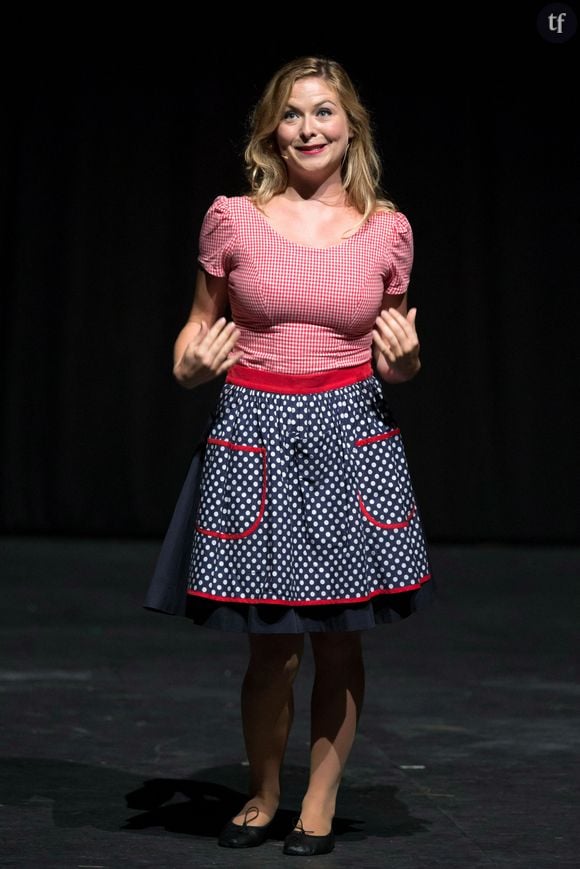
<box><xmin>218</xmin><ymin>805</ymin><xmax>273</xmax><ymax>848</ymax></box>
<box><xmin>282</xmin><ymin>817</ymin><xmax>335</xmax><ymax>856</ymax></box>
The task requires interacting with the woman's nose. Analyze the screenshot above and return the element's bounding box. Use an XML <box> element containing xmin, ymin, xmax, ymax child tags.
<box><xmin>299</xmin><ymin>116</ymin><xmax>316</xmax><ymax>140</ymax></box>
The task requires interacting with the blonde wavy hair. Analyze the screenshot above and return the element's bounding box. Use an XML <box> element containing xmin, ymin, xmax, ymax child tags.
<box><xmin>244</xmin><ymin>56</ymin><xmax>396</xmax><ymax>223</ymax></box>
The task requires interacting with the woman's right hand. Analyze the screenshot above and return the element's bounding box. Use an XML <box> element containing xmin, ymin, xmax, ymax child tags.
<box><xmin>173</xmin><ymin>317</ymin><xmax>243</xmax><ymax>389</ymax></box>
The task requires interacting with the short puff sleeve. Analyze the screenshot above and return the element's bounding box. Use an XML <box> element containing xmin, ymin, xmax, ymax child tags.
<box><xmin>383</xmin><ymin>211</ymin><xmax>414</xmax><ymax>295</ymax></box>
<box><xmin>197</xmin><ymin>195</ymin><xmax>236</xmax><ymax>277</ymax></box>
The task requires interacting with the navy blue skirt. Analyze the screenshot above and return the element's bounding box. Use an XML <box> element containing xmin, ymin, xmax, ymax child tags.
<box><xmin>145</xmin><ymin>363</ymin><xmax>435</xmax><ymax>633</ymax></box>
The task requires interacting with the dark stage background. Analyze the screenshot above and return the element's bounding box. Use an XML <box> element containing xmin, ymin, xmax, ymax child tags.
<box><xmin>2</xmin><ymin>12</ymin><xmax>579</xmax><ymax>543</ymax></box>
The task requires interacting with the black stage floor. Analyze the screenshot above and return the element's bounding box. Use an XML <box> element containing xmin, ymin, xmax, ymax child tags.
<box><xmin>1</xmin><ymin>538</ymin><xmax>578</xmax><ymax>868</ymax></box>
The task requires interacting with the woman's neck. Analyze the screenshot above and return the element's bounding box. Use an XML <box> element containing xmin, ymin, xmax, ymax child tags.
<box><xmin>282</xmin><ymin>172</ymin><xmax>347</xmax><ymax>207</ymax></box>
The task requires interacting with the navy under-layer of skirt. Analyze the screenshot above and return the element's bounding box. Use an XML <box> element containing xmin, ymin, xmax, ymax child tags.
<box><xmin>145</xmin><ymin>367</ymin><xmax>435</xmax><ymax>633</ymax></box>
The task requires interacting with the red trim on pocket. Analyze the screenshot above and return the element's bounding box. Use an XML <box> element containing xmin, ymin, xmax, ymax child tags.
<box><xmin>206</xmin><ymin>437</ymin><xmax>263</xmax><ymax>453</ymax></box>
<box><xmin>355</xmin><ymin>429</ymin><xmax>400</xmax><ymax>447</ymax></box>
<box><xmin>195</xmin><ymin>440</ymin><xmax>267</xmax><ymax>540</ymax></box>
<box><xmin>358</xmin><ymin>496</ymin><xmax>416</xmax><ymax>529</ymax></box>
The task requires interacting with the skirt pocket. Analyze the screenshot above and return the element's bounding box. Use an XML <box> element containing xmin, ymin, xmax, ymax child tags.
<box><xmin>354</xmin><ymin>429</ymin><xmax>416</xmax><ymax>529</ymax></box>
<box><xmin>195</xmin><ymin>437</ymin><xmax>266</xmax><ymax>539</ymax></box>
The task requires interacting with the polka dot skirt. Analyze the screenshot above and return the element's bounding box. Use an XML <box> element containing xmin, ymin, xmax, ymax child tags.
<box><xmin>186</xmin><ymin>372</ymin><xmax>433</xmax><ymax>629</ymax></box>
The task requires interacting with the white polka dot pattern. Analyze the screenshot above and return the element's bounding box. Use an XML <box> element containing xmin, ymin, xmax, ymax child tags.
<box><xmin>197</xmin><ymin>195</ymin><xmax>414</xmax><ymax>375</ymax></box>
<box><xmin>187</xmin><ymin>375</ymin><xmax>431</xmax><ymax>605</ymax></box>
<box><xmin>195</xmin><ymin>439</ymin><xmax>266</xmax><ymax>539</ymax></box>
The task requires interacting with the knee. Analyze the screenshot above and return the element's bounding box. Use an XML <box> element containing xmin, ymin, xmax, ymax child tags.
<box><xmin>248</xmin><ymin>635</ymin><xmax>304</xmax><ymax>684</ymax></box>
<box><xmin>311</xmin><ymin>632</ymin><xmax>363</xmax><ymax>671</ymax></box>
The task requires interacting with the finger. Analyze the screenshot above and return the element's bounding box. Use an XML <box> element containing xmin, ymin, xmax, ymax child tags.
<box><xmin>204</xmin><ymin>317</ymin><xmax>236</xmax><ymax>350</ymax></box>
<box><xmin>386</xmin><ymin>306</ymin><xmax>411</xmax><ymax>322</ymax></box>
<box><xmin>376</xmin><ymin>320</ymin><xmax>403</xmax><ymax>355</ymax></box>
<box><xmin>375</xmin><ymin>319</ymin><xmax>419</xmax><ymax>360</ymax></box>
<box><xmin>213</xmin><ymin>329</ymin><xmax>241</xmax><ymax>365</ymax></box>
<box><xmin>197</xmin><ymin>317</ymin><xmax>233</xmax><ymax>356</ymax></box>
<box><xmin>211</xmin><ymin>322</ymin><xmax>240</xmax><ymax>352</ymax></box>
<box><xmin>202</xmin><ymin>317</ymin><xmax>234</xmax><ymax>351</ymax></box>
<box><xmin>406</xmin><ymin>307</ymin><xmax>417</xmax><ymax>327</ymax></box>
<box><xmin>192</xmin><ymin>318</ymin><xmax>220</xmax><ymax>356</ymax></box>
<box><xmin>217</xmin><ymin>351</ymin><xmax>244</xmax><ymax>375</ymax></box>
<box><xmin>379</xmin><ymin>310</ymin><xmax>419</xmax><ymax>354</ymax></box>
<box><xmin>380</xmin><ymin>308</ymin><xmax>412</xmax><ymax>340</ymax></box>
<box><xmin>203</xmin><ymin>315</ymin><xmax>228</xmax><ymax>342</ymax></box>
<box><xmin>372</xmin><ymin>330</ymin><xmax>396</xmax><ymax>363</ymax></box>
<box><xmin>206</xmin><ymin>323</ymin><xmax>240</xmax><ymax>362</ymax></box>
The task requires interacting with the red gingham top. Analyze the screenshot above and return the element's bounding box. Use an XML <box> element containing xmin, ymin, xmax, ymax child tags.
<box><xmin>198</xmin><ymin>195</ymin><xmax>414</xmax><ymax>375</ymax></box>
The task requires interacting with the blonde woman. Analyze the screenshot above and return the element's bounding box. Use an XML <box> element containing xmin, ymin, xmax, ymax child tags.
<box><xmin>146</xmin><ymin>56</ymin><xmax>435</xmax><ymax>857</ymax></box>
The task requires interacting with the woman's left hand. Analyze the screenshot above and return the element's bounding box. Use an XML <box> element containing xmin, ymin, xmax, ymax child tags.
<box><xmin>372</xmin><ymin>307</ymin><xmax>421</xmax><ymax>381</ymax></box>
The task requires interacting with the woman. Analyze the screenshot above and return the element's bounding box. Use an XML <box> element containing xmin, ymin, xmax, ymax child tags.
<box><xmin>146</xmin><ymin>56</ymin><xmax>435</xmax><ymax>856</ymax></box>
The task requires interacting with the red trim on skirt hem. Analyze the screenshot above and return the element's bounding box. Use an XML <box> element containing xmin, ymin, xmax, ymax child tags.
<box><xmin>225</xmin><ymin>361</ymin><xmax>373</xmax><ymax>393</ymax></box>
<box><xmin>187</xmin><ymin>574</ymin><xmax>432</xmax><ymax>606</ymax></box>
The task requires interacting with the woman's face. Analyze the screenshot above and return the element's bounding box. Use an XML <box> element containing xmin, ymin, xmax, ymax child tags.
<box><xmin>275</xmin><ymin>76</ymin><xmax>351</xmax><ymax>182</ymax></box>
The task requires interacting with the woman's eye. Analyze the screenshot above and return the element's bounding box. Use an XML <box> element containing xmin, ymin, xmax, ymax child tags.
<box><xmin>282</xmin><ymin>107</ymin><xmax>332</xmax><ymax>121</ymax></box>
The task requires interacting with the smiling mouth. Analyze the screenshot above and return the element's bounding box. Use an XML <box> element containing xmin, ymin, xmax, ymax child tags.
<box><xmin>296</xmin><ymin>144</ymin><xmax>327</xmax><ymax>155</ymax></box>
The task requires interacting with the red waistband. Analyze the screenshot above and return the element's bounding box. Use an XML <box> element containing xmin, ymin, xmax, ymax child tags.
<box><xmin>225</xmin><ymin>361</ymin><xmax>373</xmax><ymax>394</ymax></box>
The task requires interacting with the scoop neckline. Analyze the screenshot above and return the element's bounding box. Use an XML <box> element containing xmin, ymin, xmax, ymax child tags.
<box><xmin>243</xmin><ymin>195</ymin><xmax>384</xmax><ymax>251</ymax></box>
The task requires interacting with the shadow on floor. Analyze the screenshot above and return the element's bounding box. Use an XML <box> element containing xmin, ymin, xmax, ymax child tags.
<box><xmin>0</xmin><ymin>756</ymin><xmax>430</xmax><ymax>842</ymax></box>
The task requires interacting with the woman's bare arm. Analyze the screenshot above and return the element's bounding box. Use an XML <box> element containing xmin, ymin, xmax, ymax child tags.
<box><xmin>372</xmin><ymin>292</ymin><xmax>421</xmax><ymax>384</ymax></box>
<box><xmin>173</xmin><ymin>269</ymin><xmax>242</xmax><ymax>389</ymax></box>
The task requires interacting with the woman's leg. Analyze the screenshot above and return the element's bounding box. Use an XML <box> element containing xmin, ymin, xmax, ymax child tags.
<box><xmin>297</xmin><ymin>630</ymin><xmax>365</xmax><ymax>835</ymax></box>
<box><xmin>232</xmin><ymin>632</ymin><xmax>305</xmax><ymax>826</ymax></box>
